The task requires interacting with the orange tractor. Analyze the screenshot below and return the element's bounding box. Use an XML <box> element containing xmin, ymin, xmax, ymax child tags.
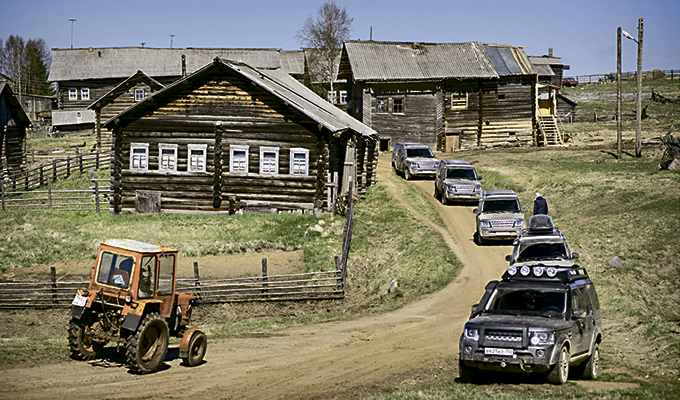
<box><xmin>68</xmin><ymin>239</ymin><xmax>206</xmax><ymax>373</ymax></box>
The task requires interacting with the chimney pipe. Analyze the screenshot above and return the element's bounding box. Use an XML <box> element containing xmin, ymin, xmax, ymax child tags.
<box><xmin>548</xmin><ymin>47</ymin><xmax>553</xmax><ymax>57</ymax></box>
<box><xmin>182</xmin><ymin>55</ymin><xmax>186</xmax><ymax>77</ymax></box>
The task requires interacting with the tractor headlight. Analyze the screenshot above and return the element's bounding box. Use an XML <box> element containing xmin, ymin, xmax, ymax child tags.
<box><xmin>125</xmin><ymin>294</ymin><xmax>132</xmax><ymax>304</ymax></box>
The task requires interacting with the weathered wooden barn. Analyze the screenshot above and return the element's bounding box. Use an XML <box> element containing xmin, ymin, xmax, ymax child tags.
<box><xmin>104</xmin><ymin>58</ymin><xmax>378</xmax><ymax>214</ymax></box>
<box><xmin>0</xmin><ymin>82</ymin><xmax>31</xmax><ymax>175</ymax></box>
<box><xmin>339</xmin><ymin>41</ymin><xmax>538</xmax><ymax>151</ymax></box>
<box><xmin>48</xmin><ymin>47</ymin><xmax>281</xmax><ymax>141</ymax></box>
<box><xmin>87</xmin><ymin>70</ymin><xmax>165</xmax><ymax>150</ymax></box>
<box><xmin>529</xmin><ymin>48</ymin><xmax>568</xmax><ymax>88</ymax></box>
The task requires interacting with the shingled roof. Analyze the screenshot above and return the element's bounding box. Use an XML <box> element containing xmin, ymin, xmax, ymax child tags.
<box><xmin>339</xmin><ymin>40</ymin><xmax>537</xmax><ymax>82</ymax></box>
<box><xmin>104</xmin><ymin>58</ymin><xmax>376</xmax><ymax>139</ymax></box>
<box><xmin>0</xmin><ymin>82</ymin><xmax>31</xmax><ymax>127</ymax></box>
<box><xmin>48</xmin><ymin>47</ymin><xmax>281</xmax><ymax>82</ymax></box>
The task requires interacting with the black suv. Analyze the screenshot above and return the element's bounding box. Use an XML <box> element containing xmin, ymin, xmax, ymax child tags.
<box><xmin>459</xmin><ymin>266</ymin><xmax>602</xmax><ymax>385</ymax></box>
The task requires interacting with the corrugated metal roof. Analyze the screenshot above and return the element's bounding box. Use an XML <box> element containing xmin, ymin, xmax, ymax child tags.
<box><xmin>483</xmin><ymin>44</ymin><xmax>537</xmax><ymax>76</ymax></box>
<box><xmin>280</xmin><ymin>50</ymin><xmax>305</xmax><ymax>76</ymax></box>
<box><xmin>342</xmin><ymin>41</ymin><xmax>498</xmax><ymax>81</ymax></box>
<box><xmin>528</xmin><ymin>55</ymin><xmax>564</xmax><ymax>67</ymax></box>
<box><xmin>533</xmin><ymin>64</ymin><xmax>555</xmax><ymax>77</ymax></box>
<box><xmin>48</xmin><ymin>47</ymin><xmax>281</xmax><ymax>81</ymax></box>
<box><xmin>104</xmin><ymin>59</ymin><xmax>376</xmax><ymax>139</ymax></box>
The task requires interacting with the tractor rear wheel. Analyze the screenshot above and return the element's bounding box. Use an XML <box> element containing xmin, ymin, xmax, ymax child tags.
<box><xmin>126</xmin><ymin>313</ymin><xmax>169</xmax><ymax>374</ymax></box>
<box><xmin>68</xmin><ymin>319</ymin><xmax>105</xmax><ymax>360</ymax></box>
<box><xmin>181</xmin><ymin>330</ymin><xmax>207</xmax><ymax>367</ymax></box>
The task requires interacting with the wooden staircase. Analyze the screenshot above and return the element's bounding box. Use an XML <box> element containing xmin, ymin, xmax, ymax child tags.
<box><xmin>538</xmin><ymin>115</ymin><xmax>564</xmax><ymax>146</ymax></box>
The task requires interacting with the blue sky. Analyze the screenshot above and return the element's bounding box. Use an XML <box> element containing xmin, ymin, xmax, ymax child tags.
<box><xmin>2</xmin><ymin>0</ymin><xmax>679</xmax><ymax>78</ymax></box>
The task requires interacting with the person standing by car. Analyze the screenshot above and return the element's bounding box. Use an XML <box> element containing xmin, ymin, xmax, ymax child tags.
<box><xmin>534</xmin><ymin>192</ymin><xmax>548</xmax><ymax>215</ymax></box>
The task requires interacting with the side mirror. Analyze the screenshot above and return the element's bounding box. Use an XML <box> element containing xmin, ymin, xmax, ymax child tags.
<box><xmin>478</xmin><ymin>176</ymin><xmax>483</xmax><ymax>180</ymax></box>
<box><xmin>505</xmin><ymin>255</ymin><xmax>513</xmax><ymax>262</ymax></box>
<box><xmin>572</xmin><ymin>252</ymin><xmax>580</xmax><ymax>259</ymax></box>
<box><xmin>522</xmin><ymin>207</ymin><xmax>529</xmax><ymax>213</ymax></box>
<box><xmin>473</xmin><ymin>208</ymin><xmax>478</xmax><ymax>214</ymax></box>
<box><xmin>572</xmin><ymin>309</ymin><xmax>586</xmax><ymax>319</ymax></box>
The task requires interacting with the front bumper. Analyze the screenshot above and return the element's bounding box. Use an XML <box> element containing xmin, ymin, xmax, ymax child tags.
<box><xmin>445</xmin><ymin>190</ymin><xmax>481</xmax><ymax>201</ymax></box>
<box><xmin>479</xmin><ymin>228</ymin><xmax>522</xmax><ymax>241</ymax></box>
<box><xmin>408</xmin><ymin>167</ymin><xmax>437</xmax><ymax>177</ymax></box>
<box><xmin>459</xmin><ymin>343</ymin><xmax>554</xmax><ymax>374</ymax></box>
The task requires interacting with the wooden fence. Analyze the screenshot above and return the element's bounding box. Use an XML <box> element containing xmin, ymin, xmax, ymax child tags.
<box><xmin>1</xmin><ymin>169</ymin><xmax>107</xmax><ymax>212</ymax></box>
<box><xmin>1</xmin><ymin>151</ymin><xmax>111</xmax><ymax>194</ymax></box>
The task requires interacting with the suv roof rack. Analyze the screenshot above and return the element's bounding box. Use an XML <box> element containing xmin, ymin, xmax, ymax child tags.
<box><xmin>502</xmin><ymin>265</ymin><xmax>589</xmax><ymax>283</ymax></box>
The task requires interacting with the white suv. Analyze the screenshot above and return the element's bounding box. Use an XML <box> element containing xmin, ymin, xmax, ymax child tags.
<box><xmin>474</xmin><ymin>190</ymin><xmax>528</xmax><ymax>245</ymax></box>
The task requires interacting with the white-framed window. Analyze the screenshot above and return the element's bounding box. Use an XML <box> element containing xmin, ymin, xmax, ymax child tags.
<box><xmin>450</xmin><ymin>92</ymin><xmax>468</xmax><ymax>110</ymax></box>
<box><xmin>339</xmin><ymin>90</ymin><xmax>347</xmax><ymax>104</ymax></box>
<box><xmin>130</xmin><ymin>143</ymin><xmax>149</xmax><ymax>171</ymax></box>
<box><xmin>188</xmin><ymin>144</ymin><xmax>207</xmax><ymax>173</ymax></box>
<box><xmin>81</xmin><ymin>88</ymin><xmax>90</xmax><ymax>100</ymax></box>
<box><xmin>229</xmin><ymin>145</ymin><xmax>249</xmax><ymax>174</ymax></box>
<box><xmin>158</xmin><ymin>144</ymin><xmax>178</xmax><ymax>172</ymax></box>
<box><xmin>135</xmin><ymin>88</ymin><xmax>145</xmax><ymax>102</ymax></box>
<box><xmin>259</xmin><ymin>146</ymin><xmax>279</xmax><ymax>175</ymax></box>
<box><xmin>289</xmin><ymin>148</ymin><xmax>309</xmax><ymax>176</ymax></box>
<box><xmin>68</xmin><ymin>88</ymin><xmax>78</xmax><ymax>101</ymax></box>
<box><xmin>393</xmin><ymin>98</ymin><xmax>404</xmax><ymax>114</ymax></box>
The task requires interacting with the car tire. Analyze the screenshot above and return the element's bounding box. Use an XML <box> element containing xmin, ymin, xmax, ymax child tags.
<box><xmin>405</xmin><ymin>168</ymin><xmax>412</xmax><ymax>180</ymax></box>
<box><xmin>475</xmin><ymin>231</ymin><xmax>485</xmax><ymax>246</ymax></box>
<box><xmin>575</xmin><ymin>343</ymin><xmax>600</xmax><ymax>380</ymax></box>
<box><xmin>458</xmin><ymin>360</ymin><xmax>479</xmax><ymax>383</ymax></box>
<box><xmin>392</xmin><ymin>163</ymin><xmax>397</xmax><ymax>174</ymax></box>
<box><xmin>547</xmin><ymin>345</ymin><xmax>570</xmax><ymax>385</ymax></box>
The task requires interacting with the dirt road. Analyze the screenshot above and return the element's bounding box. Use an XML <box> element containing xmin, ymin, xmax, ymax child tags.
<box><xmin>1</xmin><ymin>159</ymin><xmax>512</xmax><ymax>400</ymax></box>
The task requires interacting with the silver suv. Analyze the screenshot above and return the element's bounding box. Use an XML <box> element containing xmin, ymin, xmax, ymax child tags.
<box><xmin>505</xmin><ymin>215</ymin><xmax>580</xmax><ymax>269</ymax></box>
<box><xmin>391</xmin><ymin>142</ymin><xmax>439</xmax><ymax>180</ymax></box>
<box><xmin>434</xmin><ymin>160</ymin><xmax>482</xmax><ymax>204</ymax></box>
<box><xmin>474</xmin><ymin>190</ymin><xmax>528</xmax><ymax>245</ymax></box>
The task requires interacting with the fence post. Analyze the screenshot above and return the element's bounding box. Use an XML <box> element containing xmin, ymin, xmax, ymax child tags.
<box><xmin>48</xmin><ymin>178</ymin><xmax>52</xmax><ymax>209</ymax></box>
<box><xmin>261</xmin><ymin>257</ymin><xmax>268</xmax><ymax>294</ymax></box>
<box><xmin>24</xmin><ymin>171</ymin><xmax>29</xmax><ymax>191</ymax></box>
<box><xmin>335</xmin><ymin>255</ymin><xmax>342</xmax><ymax>290</ymax></box>
<box><xmin>40</xmin><ymin>165</ymin><xmax>44</xmax><ymax>186</ymax></box>
<box><xmin>91</xmin><ymin>169</ymin><xmax>100</xmax><ymax>212</ymax></box>
<box><xmin>193</xmin><ymin>261</ymin><xmax>201</xmax><ymax>301</ymax></box>
<box><xmin>79</xmin><ymin>154</ymin><xmax>83</xmax><ymax>173</ymax></box>
<box><xmin>1</xmin><ymin>179</ymin><xmax>4</xmax><ymax>211</ymax></box>
<box><xmin>31</xmin><ymin>148</ymin><xmax>35</xmax><ymax>164</ymax></box>
<box><xmin>52</xmin><ymin>160</ymin><xmax>57</xmax><ymax>181</ymax></box>
<box><xmin>95</xmin><ymin>151</ymin><xmax>100</xmax><ymax>170</ymax></box>
<box><xmin>50</xmin><ymin>266</ymin><xmax>57</xmax><ymax>307</ymax></box>
<box><xmin>66</xmin><ymin>157</ymin><xmax>71</xmax><ymax>177</ymax></box>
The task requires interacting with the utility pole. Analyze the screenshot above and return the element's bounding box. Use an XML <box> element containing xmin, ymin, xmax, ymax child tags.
<box><xmin>617</xmin><ymin>27</ymin><xmax>622</xmax><ymax>160</ymax></box>
<box><xmin>170</xmin><ymin>34</ymin><xmax>175</xmax><ymax>49</ymax></box>
<box><xmin>69</xmin><ymin>19</ymin><xmax>76</xmax><ymax>49</ymax></box>
<box><xmin>635</xmin><ymin>18</ymin><xmax>643</xmax><ymax>157</ymax></box>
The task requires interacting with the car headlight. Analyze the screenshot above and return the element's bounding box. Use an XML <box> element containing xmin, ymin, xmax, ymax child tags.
<box><xmin>464</xmin><ymin>328</ymin><xmax>480</xmax><ymax>341</ymax></box>
<box><xmin>474</xmin><ymin>186</ymin><xmax>481</xmax><ymax>192</ymax></box>
<box><xmin>514</xmin><ymin>219</ymin><xmax>525</xmax><ymax>227</ymax></box>
<box><xmin>480</xmin><ymin>220</ymin><xmax>491</xmax><ymax>228</ymax></box>
<box><xmin>434</xmin><ymin>161</ymin><xmax>440</xmax><ymax>167</ymax></box>
<box><xmin>408</xmin><ymin>162</ymin><xmax>419</xmax><ymax>168</ymax></box>
<box><xmin>447</xmin><ymin>185</ymin><xmax>456</xmax><ymax>193</ymax></box>
<box><xmin>529</xmin><ymin>330</ymin><xmax>554</xmax><ymax>346</ymax></box>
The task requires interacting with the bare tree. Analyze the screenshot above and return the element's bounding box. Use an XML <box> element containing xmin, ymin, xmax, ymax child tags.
<box><xmin>0</xmin><ymin>35</ymin><xmax>52</xmax><ymax>95</ymax></box>
<box><xmin>295</xmin><ymin>0</ymin><xmax>352</xmax><ymax>103</ymax></box>
<box><xmin>2</xmin><ymin>35</ymin><xmax>25</xmax><ymax>92</ymax></box>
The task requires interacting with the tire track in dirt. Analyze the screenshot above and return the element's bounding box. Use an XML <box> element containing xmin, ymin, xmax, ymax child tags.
<box><xmin>0</xmin><ymin>156</ymin><xmax>511</xmax><ymax>400</ymax></box>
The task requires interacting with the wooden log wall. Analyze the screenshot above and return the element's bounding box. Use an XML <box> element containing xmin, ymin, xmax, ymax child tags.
<box><xmin>2</xmin><ymin>127</ymin><xmax>26</xmax><ymax>175</ymax></box>
<box><xmin>57</xmin><ymin>78</ymin><xmax>123</xmax><ymax>111</ymax></box>
<box><xmin>478</xmin><ymin>77</ymin><xmax>534</xmax><ymax>147</ymax></box>
<box><xmin>368</xmin><ymin>83</ymin><xmax>437</xmax><ymax>148</ymax></box>
<box><xmin>443</xmin><ymin>80</ymin><xmax>483</xmax><ymax>150</ymax></box>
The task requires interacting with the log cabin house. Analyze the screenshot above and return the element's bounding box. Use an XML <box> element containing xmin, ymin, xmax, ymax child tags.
<box><xmin>48</xmin><ymin>47</ymin><xmax>281</xmax><ymax>139</ymax></box>
<box><xmin>339</xmin><ymin>41</ymin><xmax>539</xmax><ymax>152</ymax></box>
<box><xmin>103</xmin><ymin>58</ymin><xmax>378</xmax><ymax>214</ymax></box>
<box><xmin>0</xmin><ymin>82</ymin><xmax>31</xmax><ymax>176</ymax></box>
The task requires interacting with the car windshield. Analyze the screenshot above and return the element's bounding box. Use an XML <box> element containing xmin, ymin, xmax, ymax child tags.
<box><xmin>482</xmin><ymin>199</ymin><xmax>520</xmax><ymax>213</ymax></box>
<box><xmin>516</xmin><ymin>242</ymin><xmax>568</xmax><ymax>261</ymax></box>
<box><xmin>485</xmin><ymin>288</ymin><xmax>566</xmax><ymax>315</ymax></box>
<box><xmin>406</xmin><ymin>148</ymin><xmax>434</xmax><ymax>158</ymax></box>
<box><xmin>446</xmin><ymin>168</ymin><xmax>476</xmax><ymax>180</ymax></box>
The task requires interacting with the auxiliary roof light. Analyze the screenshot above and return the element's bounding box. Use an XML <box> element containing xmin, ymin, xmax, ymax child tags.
<box><xmin>520</xmin><ymin>266</ymin><xmax>531</xmax><ymax>276</ymax></box>
<box><xmin>533</xmin><ymin>266</ymin><xmax>545</xmax><ymax>277</ymax></box>
<box><xmin>508</xmin><ymin>266</ymin><xmax>517</xmax><ymax>276</ymax></box>
<box><xmin>546</xmin><ymin>267</ymin><xmax>557</xmax><ymax>277</ymax></box>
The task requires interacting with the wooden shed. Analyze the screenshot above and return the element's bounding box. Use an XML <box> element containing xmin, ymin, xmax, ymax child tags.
<box><xmin>104</xmin><ymin>58</ymin><xmax>378</xmax><ymax>214</ymax></box>
<box><xmin>339</xmin><ymin>41</ymin><xmax>538</xmax><ymax>151</ymax></box>
<box><xmin>0</xmin><ymin>82</ymin><xmax>31</xmax><ymax>175</ymax></box>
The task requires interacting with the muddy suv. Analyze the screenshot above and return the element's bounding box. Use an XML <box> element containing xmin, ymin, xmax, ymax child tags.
<box><xmin>459</xmin><ymin>265</ymin><xmax>602</xmax><ymax>384</ymax></box>
<box><xmin>391</xmin><ymin>142</ymin><xmax>439</xmax><ymax>180</ymax></box>
<box><xmin>505</xmin><ymin>215</ymin><xmax>580</xmax><ymax>268</ymax></box>
<box><xmin>474</xmin><ymin>190</ymin><xmax>528</xmax><ymax>245</ymax></box>
<box><xmin>434</xmin><ymin>160</ymin><xmax>482</xmax><ymax>204</ymax></box>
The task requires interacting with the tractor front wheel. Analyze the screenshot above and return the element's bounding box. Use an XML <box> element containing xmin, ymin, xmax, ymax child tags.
<box><xmin>126</xmin><ymin>313</ymin><xmax>169</xmax><ymax>374</ymax></box>
<box><xmin>181</xmin><ymin>330</ymin><xmax>207</xmax><ymax>367</ymax></box>
<box><xmin>68</xmin><ymin>319</ymin><xmax>106</xmax><ymax>360</ymax></box>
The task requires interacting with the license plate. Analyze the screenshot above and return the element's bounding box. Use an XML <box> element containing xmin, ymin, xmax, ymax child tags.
<box><xmin>71</xmin><ymin>295</ymin><xmax>88</xmax><ymax>307</ymax></box>
<box><xmin>484</xmin><ymin>347</ymin><xmax>514</xmax><ymax>356</ymax></box>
